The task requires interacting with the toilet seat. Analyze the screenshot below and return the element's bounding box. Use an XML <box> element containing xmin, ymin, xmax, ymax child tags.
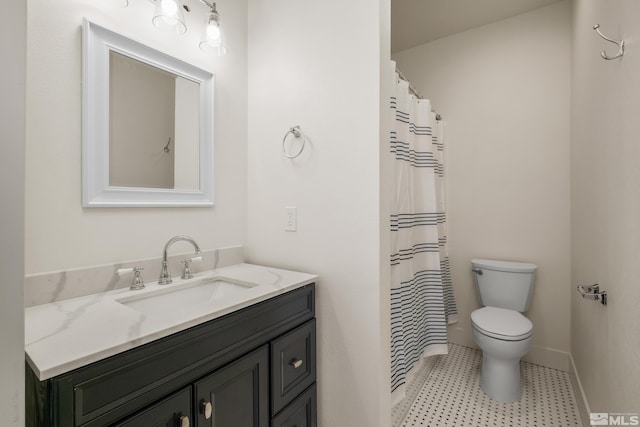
<box><xmin>471</xmin><ymin>307</ymin><xmax>533</xmax><ymax>341</ymax></box>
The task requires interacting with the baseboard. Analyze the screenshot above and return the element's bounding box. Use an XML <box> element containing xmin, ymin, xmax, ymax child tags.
<box><xmin>448</xmin><ymin>324</ymin><xmax>571</xmax><ymax>372</ymax></box>
<box><xmin>447</xmin><ymin>324</ymin><xmax>476</xmax><ymax>348</ymax></box>
<box><xmin>569</xmin><ymin>353</ymin><xmax>591</xmax><ymax>425</ymax></box>
<box><xmin>522</xmin><ymin>345</ymin><xmax>571</xmax><ymax>372</ymax></box>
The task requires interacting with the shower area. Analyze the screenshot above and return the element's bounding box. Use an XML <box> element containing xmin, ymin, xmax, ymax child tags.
<box><xmin>389</xmin><ymin>0</ymin><xmax>578</xmax><ymax>424</ymax></box>
<box><xmin>389</xmin><ymin>61</ymin><xmax>458</xmax><ymax>416</ymax></box>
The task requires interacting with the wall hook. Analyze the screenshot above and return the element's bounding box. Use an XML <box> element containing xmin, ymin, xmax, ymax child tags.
<box><xmin>593</xmin><ymin>24</ymin><xmax>625</xmax><ymax>60</ymax></box>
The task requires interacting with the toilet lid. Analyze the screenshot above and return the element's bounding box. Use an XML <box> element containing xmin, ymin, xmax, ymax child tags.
<box><xmin>471</xmin><ymin>307</ymin><xmax>533</xmax><ymax>341</ymax></box>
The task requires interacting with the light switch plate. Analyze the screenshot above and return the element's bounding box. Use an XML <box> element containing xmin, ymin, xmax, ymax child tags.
<box><xmin>284</xmin><ymin>207</ymin><xmax>297</xmax><ymax>231</ymax></box>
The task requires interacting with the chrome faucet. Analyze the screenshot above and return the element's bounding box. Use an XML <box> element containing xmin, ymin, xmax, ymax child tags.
<box><xmin>158</xmin><ymin>235</ymin><xmax>201</xmax><ymax>285</ymax></box>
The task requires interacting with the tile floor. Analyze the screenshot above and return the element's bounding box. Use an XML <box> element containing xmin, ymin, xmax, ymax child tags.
<box><xmin>397</xmin><ymin>344</ymin><xmax>584</xmax><ymax>427</ymax></box>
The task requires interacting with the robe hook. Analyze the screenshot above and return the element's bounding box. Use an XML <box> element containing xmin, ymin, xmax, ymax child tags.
<box><xmin>593</xmin><ymin>24</ymin><xmax>625</xmax><ymax>60</ymax></box>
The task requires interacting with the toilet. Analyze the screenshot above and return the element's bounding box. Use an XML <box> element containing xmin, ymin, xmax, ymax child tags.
<box><xmin>470</xmin><ymin>258</ymin><xmax>537</xmax><ymax>402</ymax></box>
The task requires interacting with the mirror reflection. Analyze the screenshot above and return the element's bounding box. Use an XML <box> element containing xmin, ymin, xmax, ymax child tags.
<box><xmin>109</xmin><ymin>51</ymin><xmax>200</xmax><ymax>190</ymax></box>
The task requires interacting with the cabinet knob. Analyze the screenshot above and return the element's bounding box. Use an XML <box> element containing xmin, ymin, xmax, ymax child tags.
<box><xmin>179</xmin><ymin>415</ymin><xmax>190</xmax><ymax>427</ymax></box>
<box><xmin>290</xmin><ymin>358</ymin><xmax>303</xmax><ymax>369</ymax></box>
<box><xmin>201</xmin><ymin>400</ymin><xmax>213</xmax><ymax>420</ymax></box>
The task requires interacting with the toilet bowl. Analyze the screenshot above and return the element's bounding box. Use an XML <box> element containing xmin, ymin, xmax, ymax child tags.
<box><xmin>471</xmin><ymin>306</ymin><xmax>533</xmax><ymax>402</ymax></box>
<box><xmin>470</xmin><ymin>259</ymin><xmax>537</xmax><ymax>402</ymax></box>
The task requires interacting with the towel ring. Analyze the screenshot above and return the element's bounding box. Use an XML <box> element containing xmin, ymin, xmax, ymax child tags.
<box><xmin>282</xmin><ymin>125</ymin><xmax>306</xmax><ymax>159</ymax></box>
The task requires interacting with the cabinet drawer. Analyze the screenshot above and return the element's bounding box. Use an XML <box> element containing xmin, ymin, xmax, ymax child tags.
<box><xmin>271</xmin><ymin>320</ymin><xmax>316</xmax><ymax>415</ymax></box>
<box><xmin>271</xmin><ymin>385</ymin><xmax>316</xmax><ymax>427</ymax></box>
<box><xmin>112</xmin><ymin>387</ymin><xmax>192</xmax><ymax>427</ymax></box>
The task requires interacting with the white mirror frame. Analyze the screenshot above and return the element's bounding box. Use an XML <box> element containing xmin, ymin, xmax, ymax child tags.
<box><xmin>82</xmin><ymin>19</ymin><xmax>215</xmax><ymax>207</ymax></box>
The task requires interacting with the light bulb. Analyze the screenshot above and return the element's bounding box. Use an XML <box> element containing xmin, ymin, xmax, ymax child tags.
<box><xmin>160</xmin><ymin>0</ymin><xmax>178</xmax><ymax>16</ymax></box>
<box><xmin>206</xmin><ymin>24</ymin><xmax>221</xmax><ymax>42</ymax></box>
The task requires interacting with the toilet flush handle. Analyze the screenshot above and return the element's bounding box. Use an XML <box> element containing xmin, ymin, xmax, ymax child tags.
<box><xmin>472</xmin><ymin>268</ymin><xmax>483</xmax><ymax>275</ymax></box>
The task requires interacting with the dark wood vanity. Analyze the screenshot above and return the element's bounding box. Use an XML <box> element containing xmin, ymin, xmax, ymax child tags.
<box><xmin>26</xmin><ymin>284</ymin><xmax>316</xmax><ymax>427</ymax></box>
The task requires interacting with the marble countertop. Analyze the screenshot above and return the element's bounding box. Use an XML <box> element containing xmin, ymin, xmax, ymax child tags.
<box><xmin>25</xmin><ymin>263</ymin><xmax>317</xmax><ymax>381</ymax></box>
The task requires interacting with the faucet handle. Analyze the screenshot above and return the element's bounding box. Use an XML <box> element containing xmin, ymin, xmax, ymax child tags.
<box><xmin>116</xmin><ymin>267</ymin><xmax>134</xmax><ymax>276</ymax></box>
<box><xmin>117</xmin><ymin>266</ymin><xmax>145</xmax><ymax>290</ymax></box>
<box><xmin>131</xmin><ymin>266</ymin><xmax>145</xmax><ymax>290</ymax></box>
<box><xmin>181</xmin><ymin>256</ymin><xmax>202</xmax><ymax>280</ymax></box>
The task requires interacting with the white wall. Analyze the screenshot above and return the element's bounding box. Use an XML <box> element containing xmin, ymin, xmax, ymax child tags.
<box><xmin>246</xmin><ymin>0</ymin><xmax>391</xmax><ymax>425</ymax></box>
<box><xmin>0</xmin><ymin>0</ymin><xmax>26</xmax><ymax>423</ymax></box>
<box><xmin>26</xmin><ymin>0</ymin><xmax>247</xmax><ymax>274</ymax></box>
<box><xmin>394</xmin><ymin>2</ymin><xmax>572</xmax><ymax>370</ymax></box>
<box><xmin>571</xmin><ymin>0</ymin><xmax>640</xmax><ymax>412</ymax></box>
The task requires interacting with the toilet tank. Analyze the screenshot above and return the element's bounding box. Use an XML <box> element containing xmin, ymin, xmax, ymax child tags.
<box><xmin>471</xmin><ymin>259</ymin><xmax>537</xmax><ymax>312</ymax></box>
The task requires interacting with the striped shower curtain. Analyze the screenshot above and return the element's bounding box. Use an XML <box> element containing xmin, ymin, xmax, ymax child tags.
<box><xmin>390</xmin><ymin>63</ymin><xmax>458</xmax><ymax>406</ymax></box>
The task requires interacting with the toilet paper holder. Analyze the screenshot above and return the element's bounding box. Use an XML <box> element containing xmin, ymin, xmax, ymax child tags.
<box><xmin>577</xmin><ymin>284</ymin><xmax>607</xmax><ymax>306</ymax></box>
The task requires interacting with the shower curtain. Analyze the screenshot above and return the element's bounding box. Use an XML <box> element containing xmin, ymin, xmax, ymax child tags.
<box><xmin>390</xmin><ymin>62</ymin><xmax>458</xmax><ymax>406</ymax></box>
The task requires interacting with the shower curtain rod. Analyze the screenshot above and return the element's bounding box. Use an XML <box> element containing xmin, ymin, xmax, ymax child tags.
<box><xmin>395</xmin><ymin>67</ymin><xmax>442</xmax><ymax>121</ymax></box>
<box><xmin>395</xmin><ymin>68</ymin><xmax>423</xmax><ymax>99</ymax></box>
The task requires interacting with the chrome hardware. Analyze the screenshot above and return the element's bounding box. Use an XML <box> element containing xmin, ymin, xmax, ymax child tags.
<box><xmin>282</xmin><ymin>125</ymin><xmax>306</xmax><ymax>159</ymax></box>
<box><xmin>577</xmin><ymin>284</ymin><xmax>608</xmax><ymax>306</ymax></box>
<box><xmin>181</xmin><ymin>255</ymin><xmax>203</xmax><ymax>280</ymax></box>
<box><xmin>116</xmin><ymin>266</ymin><xmax>145</xmax><ymax>290</ymax></box>
<box><xmin>181</xmin><ymin>258</ymin><xmax>193</xmax><ymax>280</ymax></box>
<box><xmin>201</xmin><ymin>400</ymin><xmax>213</xmax><ymax>420</ymax></box>
<box><xmin>158</xmin><ymin>261</ymin><xmax>171</xmax><ymax>285</ymax></box>
<box><xmin>158</xmin><ymin>235</ymin><xmax>201</xmax><ymax>285</ymax></box>
<box><xmin>593</xmin><ymin>24</ymin><xmax>625</xmax><ymax>60</ymax></box>
<box><xmin>179</xmin><ymin>415</ymin><xmax>190</xmax><ymax>427</ymax></box>
<box><xmin>290</xmin><ymin>359</ymin><xmax>303</xmax><ymax>369</ymax></box>
<box><xmin>130</xmin><ymin>266</ymin><xmax>145</xmax><ymax>290</ymax></box>
<box><xmin>471</xmin><ymin>268</ymin><xmax>483</xmax><ymax>275</ymax></box>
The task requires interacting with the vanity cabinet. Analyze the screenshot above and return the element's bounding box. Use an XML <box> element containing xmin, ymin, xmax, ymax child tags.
<box><xmin>26</xmin><ymin>284</ymin><xmax>316</xmax><ymax>427</ymax></box>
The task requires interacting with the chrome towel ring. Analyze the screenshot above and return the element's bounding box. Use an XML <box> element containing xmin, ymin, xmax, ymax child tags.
<box><xmin>282</xmin><ymin>125</ymin><xmax>306</xmax><ymax>159</ymax></box>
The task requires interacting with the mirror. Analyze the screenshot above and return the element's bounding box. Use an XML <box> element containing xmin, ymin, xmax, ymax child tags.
<box><xmin>82</xmin><ymin>19</ymin><xmax>214</xmax><ymax>207</ymax></box>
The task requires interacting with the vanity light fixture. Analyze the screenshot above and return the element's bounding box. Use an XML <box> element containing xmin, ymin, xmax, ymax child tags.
<box><xmin>123</xmin><ymin>0</ymin><xmax>227</xmax><ymax>54</ymax></box>
<box><xmin>198</xmin><ymin>0</ymin><xmax>227</xmax><ymax>55</ymax></box>
<box><xmin>149</xmin><ymin>0</ymin><xmax>187</xmax><ymax>35</ymax></box>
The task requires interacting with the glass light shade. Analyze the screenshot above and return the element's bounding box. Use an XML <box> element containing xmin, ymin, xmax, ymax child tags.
<box><xmin>199</xmin><ymin>12</ymin><xmax>227</xmax><ymax>55</ymax></box>
<box><xmin>152</xmin><ymin>0</ymin><xmax>187</xmax><ymax>35</ymax></box>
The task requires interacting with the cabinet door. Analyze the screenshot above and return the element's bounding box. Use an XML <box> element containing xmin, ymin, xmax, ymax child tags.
<box><xmin>271</xmin><ymin>385</ymin><xmax>316</xmax><ymax>427</ymax></box>
<box><xmin>194</xmin><ymin>345</ymin><xmax>269</xmax><ymax>427</ymax></box>
<box><xmin>113</xmin><ymin>387</ymin><xmax>192</xmax><ymax>427</ymax></box>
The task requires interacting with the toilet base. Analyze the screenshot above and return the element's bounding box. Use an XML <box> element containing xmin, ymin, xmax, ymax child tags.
<box><xmin>479</xmin><ymin>352</ymin><xmax>522</xmax><ymax>402</ymax></box>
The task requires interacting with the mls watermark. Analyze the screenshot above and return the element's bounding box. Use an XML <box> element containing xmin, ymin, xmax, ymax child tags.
<box><xmin>590</xmin><ymin>413</ymin><xmax>640</xmax><ymax>426</ymax></box>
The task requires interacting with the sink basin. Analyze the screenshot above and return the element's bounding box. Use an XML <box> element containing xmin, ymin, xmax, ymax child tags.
<box><xmin>117</xmin><ymin>277</ymin><xmax>256</xmax><ymax>317</ymax></box>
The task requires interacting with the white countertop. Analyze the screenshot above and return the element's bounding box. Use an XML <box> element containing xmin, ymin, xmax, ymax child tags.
<box><xmin>25</xmin><ymin>263</ymin><xmax>317</xmax><ymax>381</ymax></box>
